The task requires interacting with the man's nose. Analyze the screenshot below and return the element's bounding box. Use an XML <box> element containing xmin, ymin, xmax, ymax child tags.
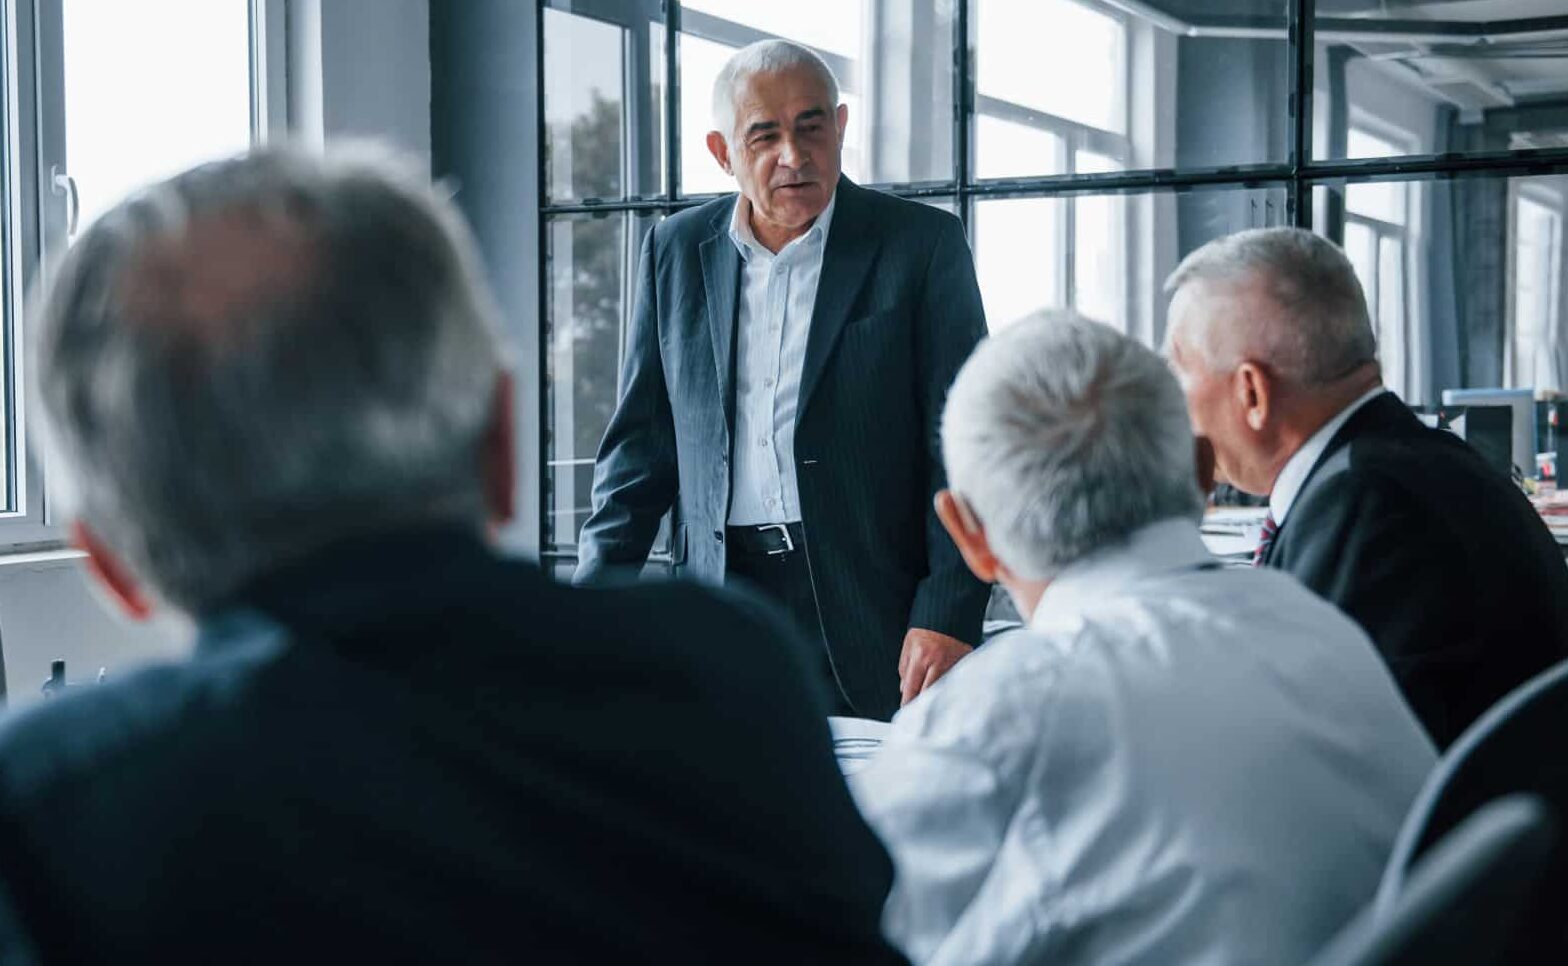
<box><xmin>778</xmin><ymin>133</ymin><xmax>808</xmax><ymax>169</ymax></box>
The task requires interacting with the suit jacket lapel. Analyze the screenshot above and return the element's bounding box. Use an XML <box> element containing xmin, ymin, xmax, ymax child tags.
<box><xmin>1272</xmin><ymin>390</ymin><xmax>1400</xmax><ymax>553</ymax></box>
<box><xmin>798</xmin><ymin>178</ymin><xmax>879</xmax><ymax>423</ymax></box>
<box><xmin>699</xmin><ymin>207</ymin><xmax>741</xmax><ymax>436</ymax></box>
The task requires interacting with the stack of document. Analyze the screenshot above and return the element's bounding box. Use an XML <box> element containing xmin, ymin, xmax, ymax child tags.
<box><xmin>829</xmin><ymin>716</ymin><xmax>890</xmax><ymax>776</ymax></box>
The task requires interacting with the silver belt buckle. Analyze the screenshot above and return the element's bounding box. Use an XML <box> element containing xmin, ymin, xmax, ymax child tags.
<box><xmin>761</xmin><ymin>523</ymin><xmax>795</xmax><ymax>555</ymax></box>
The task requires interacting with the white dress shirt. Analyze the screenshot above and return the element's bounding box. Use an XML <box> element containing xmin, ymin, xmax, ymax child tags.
<box><xmin>851</xmin><ymin>518</ymin><xmax>1435</xmax><ymax>965</ymax></box>
<box><xmin>1269</xmin><ymin>386</ymin><xmax>1387</xmax><ymax>526</ymax></box>
<box><xmin>726</xmin><ymin>192</ymin><xmax>836</xmax><ymax>526</ymax></box>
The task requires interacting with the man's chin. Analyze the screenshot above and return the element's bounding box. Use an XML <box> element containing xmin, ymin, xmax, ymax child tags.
<box><xmin>762</xmin><ymin>188</ymin><xmax>827</xmax><ymax>225</ymax></box>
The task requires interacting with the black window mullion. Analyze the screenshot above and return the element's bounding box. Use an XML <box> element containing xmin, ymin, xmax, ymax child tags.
<box><xmin>1289</xmin><ymin>0</ymin><xmax>1315</xmax><ymax>229</ymax></box>
<box><xmin>954</xmin><ymin>0</ymin><xmax>971</xmax><ymax>235</ymax></box>
<box><xmin>664</xmin><ymin>0</ymin><xmax>679</xmax><ymax>201</ymax></box>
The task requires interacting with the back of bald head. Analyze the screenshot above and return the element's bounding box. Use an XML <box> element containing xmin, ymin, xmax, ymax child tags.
<box><xmin>1164</xmin><ymin>227</ymin><xmax>1377</xmax><ymax>388</ymax></box>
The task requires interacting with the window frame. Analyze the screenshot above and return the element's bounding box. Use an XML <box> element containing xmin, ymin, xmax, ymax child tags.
<box><xmin>0</xmin><ymin>0</ymin><xmax>276</xmax><ymax>552</ymax></box>
<box><xmin>534</xmin><ymin>0</ymin><xmax>1568</xmax><ymax>565</ymax></box>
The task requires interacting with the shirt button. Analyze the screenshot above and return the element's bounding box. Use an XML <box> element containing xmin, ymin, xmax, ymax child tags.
<box><xmin>766</xmin><ymin>497</ymin><xmax>777</xmax><ymax>508</ymax></box>
<box><xmin>759</xmin><ymin>437</ymin><xmax>769</xmax><ymax>447</ymax></box>
<box><xmin>764</xmin><ymin>378</ymin><xmax>775</xmax><ymax>389</ymax></box>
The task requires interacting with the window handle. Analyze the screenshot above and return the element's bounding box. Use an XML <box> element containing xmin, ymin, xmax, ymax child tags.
<box><xmin>50</xmin><ymin>165</ymin><xmax>79</xmax><ymax>237</ymax></box>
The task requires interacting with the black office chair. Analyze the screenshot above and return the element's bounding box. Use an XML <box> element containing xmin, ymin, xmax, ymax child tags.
<box><xmin>1376</xmin><ymin>657</ymin><xmax>1568</xmax><ymax>957</ymax></box>
<box><xmin>1309</xmin><ymin>794</ymin><xmax>1557</xmax><ymax>966</ymax></box>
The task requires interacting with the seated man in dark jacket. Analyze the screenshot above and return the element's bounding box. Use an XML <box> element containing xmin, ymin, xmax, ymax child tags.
<box><xmin>0</xmin><ymin>145</ymin><xmax>901</xmax><ymax>963</ymax></box>
<box><xmin>1165</xmin><ymin>227</ymin><xmax>1568</xmax><ymax>749</ymax></box>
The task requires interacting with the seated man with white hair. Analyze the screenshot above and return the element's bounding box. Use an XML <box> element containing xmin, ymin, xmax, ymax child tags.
<box><xmin>1164</xmin><ymin>227</ymin><xmax>1568</xmax><ymax>748</ymax></box>
<box><xmin>851</xmin><ymin>311</ymin><xmax>1435</xmax><ymax>965</ymax></box>
<box><xmin>0</xmin><ymin>146</ymin><xmax>902</xmax><ymax>962</ymax></box>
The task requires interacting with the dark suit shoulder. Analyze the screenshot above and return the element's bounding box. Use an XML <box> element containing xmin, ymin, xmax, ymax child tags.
<box><xmin>547</xmin><ymin>572</ymin><xmax>816</xmax><ymax>688</ymax></box>
<box><xmin>841</xmin><ymin>182</ymin><xmax>963</xmax><ymax>244</ymax></box>
<box><xmin>0</xmin><ymin>631</ymin><xmax>287</xmax><ymax>807</ymax></box>
<box><xmin>656</xmin><ymin>193</ymin><xmax>733</xmax><ymax>247</ymax></box>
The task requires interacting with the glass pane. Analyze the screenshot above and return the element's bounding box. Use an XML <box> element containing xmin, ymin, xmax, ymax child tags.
<box><xmin>1315</xmin><ymin>6</ymin><xmax>1568</xmax><ymax>160</ymax></box>
<box><xmin>545</xmin><ymin>211</ymin><xmax>660</xmax><ymax>552</ymax></box>
<box><xmin>974</xmin><ymin>115</ymin><xmax>1063</xmax><ymax>181</ymax></box>
<box><xmin>976</xmin><ymin>0</ymin><xmax>1124</xmax><ymax>134</ymax></box>
<box><xmin>0</xmin><ymin>8</ymin><xmax>12</xmax><ymax>513</ymax></box>
<box><xmin>543</xmin><ymin>4</ymin><xmax>663</xmax><ymax>202</ymax></box>
<box><xmin>1513</xmin><ymin>193</ymin><xmax>1564</xmax><ymax>392</ymax></box>
<box><xmin>1378</xmin><ymin>234</ymin><xmax>1407</xmax><ymax>394</ymax></box>
<box><xmin>677</xmin><ymin>0</ymin><xmax>954</xmax><ymax>195</ymax></box>
<box><xmin>973</xmin><ymin>0</ymin><xmax>1290</xmax><ymax>178</ymax></box>
<box><xmin>973</xmin><ymin>197</ymin><xmax>1064</xmax><ymax>330</ymax></box>
<box><xmin>1344</xmin><ymin>220</ymin><xmax>1377</xmax><ymax>308</ymax></box>
<box><xmin>1074</xmin><ymin>192</ymin><xmax>1125</xmax><ymax>330</ymax></box>
<box><xmin>682</xmin><ymin>0</ymin><xmax>859</xmax><ymax>58</ymax></box>
<box><xmin>63</xmin><ymin>0</ymin><xmax>251</xmax><ymax>232</ymax></box>
<box><xmin>677</xmin><ymin>31</ymin><xmax>738</xmax><ymax>196</ymax></box>
<box><xmin>979</xmin><ymin>184</ymin><xmax>1286</xmax><ymax>342</ymax></box>
<box><xmin>1312</xmin><ymin>175</ymin><xmax>1568</xmax><ymax>411</ymax></box>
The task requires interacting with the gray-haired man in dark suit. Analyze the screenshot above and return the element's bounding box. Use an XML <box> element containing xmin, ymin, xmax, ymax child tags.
<box><xmin>577</xmin><ymin>39</ymin><xmax>989</xmax><ymax>720</ymax></box>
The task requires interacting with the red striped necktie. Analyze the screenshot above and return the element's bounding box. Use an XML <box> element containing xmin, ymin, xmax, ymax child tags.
<box><xmin>1252</xmin><ymin>512</ymin><xmax>1279</xmax><ymax>567</ymax></box>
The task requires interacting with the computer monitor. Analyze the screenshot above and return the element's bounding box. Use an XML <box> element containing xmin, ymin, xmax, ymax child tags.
<box><xmin>1441</xmin><ymin>388</ymin><xmax>1537</xmax><ymax>478</ymax></box>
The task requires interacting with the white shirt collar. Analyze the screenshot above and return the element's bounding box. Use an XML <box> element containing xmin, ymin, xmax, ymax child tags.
<box><xmin>1028</xmin><ymin>518</ymin><xmax>1215</xmax><ymax>632</ymax></box>
<box><xmin>728</xmin><ymin>189</ymin><xmax>837</xmax><ymax>262</ymax></box>
<box><xmin>1268</xmin><ymin>386</ymin><xmax>1387</xmax><ymax>526</ymax></box>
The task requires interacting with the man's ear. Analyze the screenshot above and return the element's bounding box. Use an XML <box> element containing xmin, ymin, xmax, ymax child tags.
<box><xmin>1193</xmin><ymin>435</ymin><xmax>1217</xmax><ymax>495</ymax></box>
<box><xmin>1235</xmin><ymin>361</ymin><xmax>1274</xmax><ymax>433</ymax></box>
<box><xmin>482</xmin><ymin>370</ymin><xmax>517</xmax><ymax>527</ymax></box>
<box><xmin>71</xmin><ymin>521</ymin><xmax>154</xmax><ymax>621</ymax></box>
<box><xmin>835</xmin><ymin>102</ymin><xmax>849</xmax><ymax>146</ymax></box>
<box><xmin>705</xmin><ymin>131</ymin><xmax>733</xmax><ymax>175</ymax></box>
<box><xmin>934</xmin><ymin>490</ymin><xmax>1001</xmax><ymax>584</ymax></box>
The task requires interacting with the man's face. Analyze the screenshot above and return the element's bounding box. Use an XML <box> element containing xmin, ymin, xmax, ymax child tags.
<box><xmin>713</xmin><ymin>66</ymin><xmax>846</xmax><ymax>236</ymax></box>
<box><xmin>1166</xmin><ymin>283</ymin><xmax>1273</xmax><ymax>496</ymax></box>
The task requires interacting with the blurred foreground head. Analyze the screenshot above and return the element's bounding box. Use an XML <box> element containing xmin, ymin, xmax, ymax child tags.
<box><xmin>33</xmin><ymin>144</ymin><xmax>512</xmax><ymax>615</ymax></box>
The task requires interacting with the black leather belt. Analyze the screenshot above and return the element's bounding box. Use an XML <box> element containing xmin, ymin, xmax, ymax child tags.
<box><xmin>725</xmin><ymin>522</ymin><xmax>806</xmax><ymax>557</ymax></box>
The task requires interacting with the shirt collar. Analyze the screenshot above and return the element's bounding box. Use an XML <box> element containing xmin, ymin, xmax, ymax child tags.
<box><xmin>1269</xmin><ymin>386</ymin><xmax>1387</xmax><ymax>526</ymax></box>
<box><xmin>1027</xmin><ymin>518</ymin><xmax>1216</xmax><ymax>633</ymax></box>
<box><xmin>728</xmin><ymin>188</ymin><xmax>837</xmax><ymax>263</ymax></box>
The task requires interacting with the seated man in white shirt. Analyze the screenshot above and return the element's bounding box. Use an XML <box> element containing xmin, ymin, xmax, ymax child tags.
<box><xmin>851</xmin><ymin>310</ymin><xmax>1436</xmax><ymax>965</ymax></box>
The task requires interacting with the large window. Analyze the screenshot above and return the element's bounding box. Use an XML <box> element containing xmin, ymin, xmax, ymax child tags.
<box><xmin>1342</xmin><ymin>125</ymin><xmax>1414</xmax><ymax>398</ymax></box>
<box><xmin>1511</xmin><ymin>191</ymin><xmax>1565</xmax><ymax>392</ymax></box>
<box><xmin>0</xmin><ymin>0</ymin><xmax>264</xmax><ymax>547</ymax></box>
<box><xmin>536</xmin><ymin>0</ymin><xmax>1568</xmax><ymax>562</ymax></box>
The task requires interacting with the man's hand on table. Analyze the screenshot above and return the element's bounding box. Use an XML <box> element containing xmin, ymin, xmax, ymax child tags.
<box><xmin>898</xmin><ymin>628</ymin><xmax>973</xmax><ymax>707</ymax></box>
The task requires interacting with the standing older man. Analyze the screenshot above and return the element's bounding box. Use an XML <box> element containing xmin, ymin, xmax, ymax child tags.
<box><xmin>577</xmin><ymin>40</ymin><xmax>989</xmax><ymax>719</ymax></box>
<box><xmin>0</xmin><ymin>146</ymin><xmax>902</xmax><ymax>962</ymax></box>
<box><xmin>1165</xmin><ymin>227</ymin><xmax>1568</xmax><ymax>748</ymax></box>
<box><xmin>853</xmin><ymin>312</ymin><xmax>1433</xmax><ymax>964</ymax></box>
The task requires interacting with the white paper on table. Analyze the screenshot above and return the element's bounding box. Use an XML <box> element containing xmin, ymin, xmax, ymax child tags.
<box><xmin>829</xmin><ymin>716</ymin><xmax>890</xmax><ymax>776</ymax></box>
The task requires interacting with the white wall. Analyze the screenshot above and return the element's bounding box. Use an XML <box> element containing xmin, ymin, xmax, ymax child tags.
<box><xmin>0</xmin><ymin>0</ymin><xmax>433</xmax><ymax>712</ymax></box>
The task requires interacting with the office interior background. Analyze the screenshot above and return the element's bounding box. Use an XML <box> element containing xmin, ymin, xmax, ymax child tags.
<box><xmin>0</xmin><ymin>0</ymin><xmax>1565</xmax><ymax>696</ymax></box>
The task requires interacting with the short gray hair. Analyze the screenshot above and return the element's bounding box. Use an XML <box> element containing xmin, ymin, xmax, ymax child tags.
<box><xmin>1163</xmin><ymin>227</ymin><xmax>1376</xmax><ymax>386</ymax></box>
<box><xmin>711</xmin><ymin>39</ymin><xmax>840</xmax><ymax>138</ymax></box>
<box><xmin>33</xmin><ymin>143</ymin><xmax>506</xmax><ymax>612</ymax></box>
<box><xmin>942</xmin><ymin>310</ymin><xmax>1203</xmax><ymax>581</ymax></box>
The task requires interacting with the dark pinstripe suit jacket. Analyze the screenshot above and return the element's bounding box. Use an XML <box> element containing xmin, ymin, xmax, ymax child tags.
<box><xmin>576</xmin><ymin>177</ymin><xmax>990</xmax><ymax>719</ymax></box>
<box><xmin>1264</xmin><ymin>392</ymin><xmax>1568</xmax><ymax>748</ymax></box>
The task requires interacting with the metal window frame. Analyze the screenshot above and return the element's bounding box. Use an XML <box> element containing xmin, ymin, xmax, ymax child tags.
<box><xmin>535</xmin><ymin>0</ymin><xmax>1568</xmax><ymax>562</ymax></box>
